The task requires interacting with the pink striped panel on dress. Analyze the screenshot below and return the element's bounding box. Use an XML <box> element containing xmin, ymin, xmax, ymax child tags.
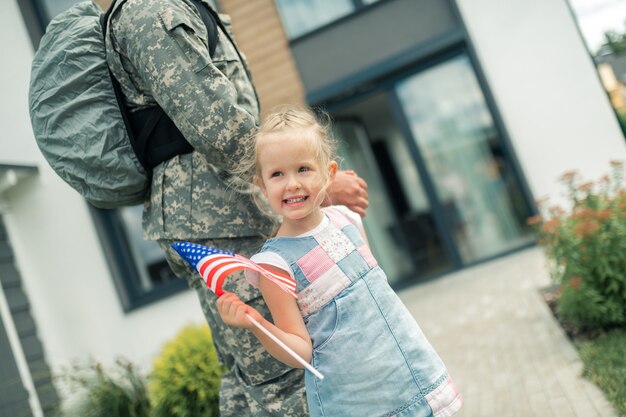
<box><xmin>425</xmin><ymin>376</ymin><xmax>463</xmax><ymax>417</ymax></box>
<box><xmin>297</xmin><ymin>245</ymin><xmax>335</xmax><ymax>283</ymax></box>
<box><xmin>323</xmin><ymin>207</ymin><xmax>352</xmax><ymax>229</ymax></box>
<box><xmin>297</xmin><ymin>264</ymin><xmax>351</xmax><ymax>317</ymax></box>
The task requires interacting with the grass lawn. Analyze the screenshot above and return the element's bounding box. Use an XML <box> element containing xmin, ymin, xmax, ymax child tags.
<box><xmin>543</xmin><ymin>288</ymin><xmax>626</xmax><ymax>416</ymax></box>
<box><xmin>578</xmin><ymin>329</ymin><xmax>626</xmax><ymax>417</ymax></box>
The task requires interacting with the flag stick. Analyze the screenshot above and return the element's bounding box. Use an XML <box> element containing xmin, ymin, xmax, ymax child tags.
<box><xmin>245</xmin><ymin>313</ymin><xmax>324</xmax><ymax>380</ymax></box>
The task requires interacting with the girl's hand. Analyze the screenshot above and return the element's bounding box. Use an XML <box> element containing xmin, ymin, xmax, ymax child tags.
<box><xmin>217</xmin><ymin>292</ymin><xmax>263</xmax><ymax>329</ymax></box>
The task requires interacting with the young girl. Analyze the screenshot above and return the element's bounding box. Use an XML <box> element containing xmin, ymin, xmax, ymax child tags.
<box><xmin>217</xmin><ymin>107</ymin><xmax>463</xmax><ymax>417</ymax></box>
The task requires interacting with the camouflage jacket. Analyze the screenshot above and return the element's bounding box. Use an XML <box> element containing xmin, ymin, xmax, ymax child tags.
<box><xmin>106</xmin><ymin>0</ymin><xmax>276</xmax><ymax>240</ymax></box>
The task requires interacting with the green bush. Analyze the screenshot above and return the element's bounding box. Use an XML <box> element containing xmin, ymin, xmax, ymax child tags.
<box><xmin>56</xmin><ymin>358</ymin><xmax>151</xmax><ymax>417</ymax></box>
<box><xmin>529</xmin><ymin>161</ymin><xmax>626</xmax><ymax>330</ymax></box>
<box><xmin>150</xmin><ymin>324</ymin><xmax>224</xmax><ymax>417</ymax></box>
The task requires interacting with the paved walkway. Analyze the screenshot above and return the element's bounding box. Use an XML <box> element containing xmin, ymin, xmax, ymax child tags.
<box><xmin>398</xmin><ymin>247</ymin><xmax>618</xmax><ymax>417</ymax></box>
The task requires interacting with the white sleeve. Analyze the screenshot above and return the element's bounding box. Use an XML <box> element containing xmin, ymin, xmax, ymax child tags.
<box><xmin>333</xmin><ymin>205</ymin><xmax>363</xmax><ymax>229</ymax></box>
<box><xmin>245</xmin><ymin>252</ymin><xmax>294</xmax><ymax>288</ymax></box>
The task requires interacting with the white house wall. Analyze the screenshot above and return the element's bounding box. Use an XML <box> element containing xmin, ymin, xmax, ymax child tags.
<box><xmin>1</xmin><ymin>0</ymin><xmax>205</xmax><ymax>375</ymax></box>
<box><xmin>5</xmin><ymin>178</ymin><xmax>204</xmax><ymax>371</ymax></box>
<box><xmin>456</xmin><ymin>0</ymin><xmax>626</xmax><ymax>205</ymax></box>
<box><xmin>1</xmin><ymin>1</ymin><xmax>40</xmax><ymax>166</ymax></box>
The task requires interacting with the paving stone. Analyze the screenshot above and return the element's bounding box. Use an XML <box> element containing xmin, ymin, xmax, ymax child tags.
<box><xmin>398</xmin><ymin>247</ymin><xmax>618</xmax><ymax>417</ymax></box>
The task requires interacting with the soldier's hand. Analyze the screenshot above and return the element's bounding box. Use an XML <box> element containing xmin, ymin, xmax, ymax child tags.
<box><xmin>325</xmin><ymin>170</ymin><xmax>369</xmax><ymax>218</ymax></box>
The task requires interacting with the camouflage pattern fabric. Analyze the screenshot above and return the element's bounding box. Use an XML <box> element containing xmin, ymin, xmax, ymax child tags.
<box><xmin>106</xmin><ymin>0</ymin><xmax>308</xmax><ymax>415</ymax></box>
<box><xmin>106</xmin><ymin>0</ymin><xmax>275</xmax><ymax>240</ymax></box>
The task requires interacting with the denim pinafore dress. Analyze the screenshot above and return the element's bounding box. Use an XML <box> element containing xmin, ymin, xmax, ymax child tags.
<box><xmin>258</xmin><ymin>207</ymin><xmax>462</xmax><ymax>417</ymax></box>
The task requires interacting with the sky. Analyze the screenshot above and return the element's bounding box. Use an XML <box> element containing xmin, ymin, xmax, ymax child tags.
<box><xmin>569</xmin><ymin>0</ymin><xmax>626</xmax><ymax>52</ymax></box>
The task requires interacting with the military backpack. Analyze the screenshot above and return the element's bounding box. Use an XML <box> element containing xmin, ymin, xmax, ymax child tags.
<box><xmin>29</xmin><ymin>0</ymin><xmax>219</xmax><ymax>208</ymax></box>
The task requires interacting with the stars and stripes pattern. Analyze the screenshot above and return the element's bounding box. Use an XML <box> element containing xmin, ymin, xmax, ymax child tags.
<box><xmin>172</xmin><ymin>242</ymin><xmax>297</xmax><ymax>298</ymax></box>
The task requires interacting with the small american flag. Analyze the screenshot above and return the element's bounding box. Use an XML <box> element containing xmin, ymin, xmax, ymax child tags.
<box><xmin>172</xmin><ymin>242</ymin><xmax>297</xmax><ymax>298</ymax></box>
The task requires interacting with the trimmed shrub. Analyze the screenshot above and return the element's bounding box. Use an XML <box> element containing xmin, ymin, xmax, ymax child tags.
<box><xmin>150</xmin><ymin>324</ymin><xmax>223</xmax><ymax>417</ymax></box>
<box><xmin>529</xmin><ymin>161</ymin><xmax>626</xmax><ymax>330</ymax></box>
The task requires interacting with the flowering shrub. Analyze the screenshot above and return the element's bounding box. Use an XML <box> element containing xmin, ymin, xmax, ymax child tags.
<box><xmin>529</xmin><ymin>161</ymin><xmax>626</xmax><ymax>330</ymax></box>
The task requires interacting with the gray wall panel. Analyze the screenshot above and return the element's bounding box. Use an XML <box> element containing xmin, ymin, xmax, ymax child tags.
<box><xmin>0</xmin><ymin>216</ymin><xmax>58</xmax><ymax>417</ymax></box>
<box><xmin>0</xmin><ymin>311</ymin><xmax>32</xmax><ymax>417</ymax></box>
<box><xmin>292</xmin><ymin>0</ymin><xmax>460</xmax><ymax>94</ymax></box>
<box><xmin>0</xmin><ymin>263</ymin><xmax>20</xmax><ymax>286</ymax></box>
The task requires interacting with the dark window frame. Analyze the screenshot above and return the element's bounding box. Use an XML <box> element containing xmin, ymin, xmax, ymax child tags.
<box><xmin>19</xmin><ymin>0</ymin><xmax>188</xmax><ymax>313</ymax></box>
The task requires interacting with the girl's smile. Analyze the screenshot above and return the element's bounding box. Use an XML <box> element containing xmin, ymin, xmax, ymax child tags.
<box><xmin>283</xmin><ymin>195</ymin><xmax>308</xmax><ymax>205</ymax></box>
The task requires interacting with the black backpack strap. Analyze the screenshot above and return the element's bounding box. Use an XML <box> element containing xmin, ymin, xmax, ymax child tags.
<box><xmin>141</xmin><ymin>1</ymin><xmax>219</xmax><ymax>168</ymax></box>
<box><xmin>189</xmin><ymin>0</ymin><xmax>218</xmax><ymax>57</ymax></box>
<box><xmin>101</xmin><ymin>1</ymin><xmax>151</xmax><ymax>169</ymax></box>
<box><xmin>201</xmin><ymin>4</ymin><xmax>261</xmax><ymax>100</ymax></box>
<box><xmin>201</xmin><ymin>3</ymin><xmax>260</xmax><ymax>105</ymax></box>
<box><xmin>101</xmin><ymin>0</ymin><xmax>220</xmax><ymax>171</ymax></box>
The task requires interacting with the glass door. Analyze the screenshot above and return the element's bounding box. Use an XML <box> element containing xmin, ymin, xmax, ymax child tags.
<box><xmin>333</xmin><ymin>119</ymin><xmax>415</xmax><ymax>286</ymax></box>
<box><xmin>394</xmin><ymin>53</ymin><xmax>533</xmax><ymax>263</ymax></box>
<box><xmin>332</xmin><ymin>89</ymin><xmax>456</xmax><ymax>284</ymax></box>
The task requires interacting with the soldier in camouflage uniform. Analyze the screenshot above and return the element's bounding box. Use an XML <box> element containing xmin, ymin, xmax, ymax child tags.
<box><xmin>102</xmin><ymin>0</ymin><xmax>368</xmax><ymax>415</ymax></box>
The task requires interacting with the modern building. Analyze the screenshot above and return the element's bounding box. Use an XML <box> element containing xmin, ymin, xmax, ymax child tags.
<box><xmin>2</xmin><ymin>0</ymin><xmax>626</xmax><ymax>415</ymax></box>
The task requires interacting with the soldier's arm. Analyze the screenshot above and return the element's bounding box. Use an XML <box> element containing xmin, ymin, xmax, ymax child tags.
<box><xmin>111</xmin><ymin>0</ymin><xmax>257</xmax><ymax>170</ymax></box>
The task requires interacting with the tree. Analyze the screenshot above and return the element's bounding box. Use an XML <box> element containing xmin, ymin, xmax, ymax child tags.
<box><xmin>600</xmin><ymin>24</ymin><xmax>626</xmax><ymax>56</ymax></box>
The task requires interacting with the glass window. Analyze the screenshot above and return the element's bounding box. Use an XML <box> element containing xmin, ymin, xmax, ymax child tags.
<box><xmin>119</xmin><ymin>206</ymin><xmax>181</xmax><ymax>293</ymax></box>
<box><xmin>334</xmin><ymin>119</ymin><xmax>416</xmax><ymax>285</ymax></box>
<box><xmin>396</xmin><ymin>54</ymin><xmax>534</xmax><ymax>262</ymax></box>
<box><xmin>275</xmin><ymin>0</ymin><xmax>355</xmax><ymax>38</ymax></box>
<box><xmin>333</xmin><ymin>92</ymin><xmax>454</xmax><ymax>283</ymax></box>
<box><xmin>90</xmin><ymin>205</ymin><xmax>186</xmax><ymax>312</ymax></box>
<box><xmin>274</xmin><ymin>0</ymin><xmax>384</xmax><ymax>39</ymax></box>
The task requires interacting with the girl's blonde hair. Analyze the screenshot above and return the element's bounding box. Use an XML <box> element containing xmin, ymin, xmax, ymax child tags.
<box><xmin>235</xmin><ymin>106</ymin><xmax>339</xmax><ymax>211</ymax></box>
